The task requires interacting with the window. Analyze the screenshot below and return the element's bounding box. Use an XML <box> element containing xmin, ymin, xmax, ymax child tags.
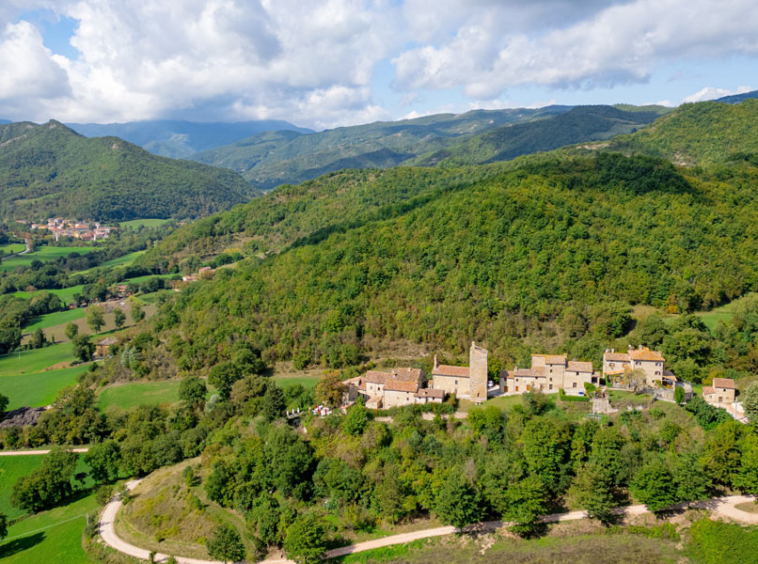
<box><xmin>572</xmin><ymin>382</ymin><xmax>577</xmax><ymax>388</ymax></box>
<box><xmin>549</xmin><ymin>384</ymin><xmax>552</xmax><ymax>390</ymax></box>
<box><xmin>515</xmin><ymin>386</ymin><xmax>519</xmax><ymax>392</ymax></box>
<box><xmin>455</xmin><ymin>380</ymin><xmax>458</xmax><ymax>385</ymax></box>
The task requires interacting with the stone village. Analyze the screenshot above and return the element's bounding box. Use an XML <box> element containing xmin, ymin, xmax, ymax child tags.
<box><xmin>343</xmin><ymin>342</ymin><xmax>743</xmax><ymax>420</ymax></box>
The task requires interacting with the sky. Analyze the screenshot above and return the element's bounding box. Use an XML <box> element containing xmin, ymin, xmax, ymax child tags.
<box><xmin>0</xmin><ymin>0</ymin><xmax>755</xmax><ymax>131</ymax></box>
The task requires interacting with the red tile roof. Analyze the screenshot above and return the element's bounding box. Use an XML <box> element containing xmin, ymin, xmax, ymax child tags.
<box><xmin>433</xmin><ymin>365</ymin><xmax>470</xmax><ymax>378</ymax></box>
<box><xmin>603</xmin><ymin>352</ymin><xmax>630</xmax><ymax>362</ymax></box>
<box><xmin>628</xmin><ymin>347</ymin><xmax>665</xmax><ymax>362</ymax></box>
<box><xmin>712</xmin><ymin>378</ymin><xmax>735</xmax><ymax>390</ymax></box>
<box><xmin>384</xmin><ymin>379</ymin><xmax>420</xmax><ymax>393</ymax></box>
<box><xmin>702</xmin><ymin>386</ymin><xmax>715</xmax><ymax>396</ymax></box>
<box><xmin>533</xmin><ymin>354</ymin><xmax>567</xmax><ymax>365</ymax></box>
<box><xmin>366</xmin><ymin>371</ymin><xmax>391</xmax><ymax>384</ymax></box>
<box><xmin>415</xmin><ymin>388</ymin><xmax>445</xmax><ymax>399</ymax></box>
<box><xmin>567</xmin><ymin>361</ymin><xmax>593</xmax><ymax>373</ymax></box>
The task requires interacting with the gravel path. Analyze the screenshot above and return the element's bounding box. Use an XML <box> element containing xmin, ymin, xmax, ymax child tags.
<box><xmin>0</xmin><ymin>448</ymin><xmax>89</xmax><ymax>456</ymax></box>
<box><xmin>98</xmin><ymin>479</ymin><xmax>758</xmax><ymax>564</ymax></box>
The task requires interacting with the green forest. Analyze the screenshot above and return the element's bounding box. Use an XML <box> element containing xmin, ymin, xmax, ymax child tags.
<box><xmin>0</xmin><ymin>121</ymin><xmax>260</xmax><ymax>221</ymax></box>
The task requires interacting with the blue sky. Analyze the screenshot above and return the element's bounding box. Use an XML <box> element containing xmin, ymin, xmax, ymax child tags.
<box><xmin>0</xmin><ymin>1</ymin><xmax>755</xmax><ymax>129</ymax></box>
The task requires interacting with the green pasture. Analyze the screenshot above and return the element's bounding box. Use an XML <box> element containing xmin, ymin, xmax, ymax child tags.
<box><xmin>12</xmin><ymin>284</ymin><xmax>84</xmax><ymax>303</ymax></box>
<box><xmin>273</xmin><ymin>375</ymin><xmax>320</xmax><ymax>390</ymax></box>
<box><xmin>2</xmin><ymin>365</ymin><xmax>90</xmax><ymax>410</ymax></box>
<box><xmin>119</xmin><ymin>218</ymin><xmax>170</xmax><ymax>229</ymax></box>
<box><xmin>97</xmin><ymin>380</ymin><xmax>185</xmax><ymax>410</ymax></box>
<box><xmin>0</xmin><ymin>246</ymin><xmax>96</xmax><ymax>272</ymax></box>
<box><xmin>0</xmin><ymin>243</ymin><xmax>25</xmax><ymax>256</ymax></box>
<box><xmin>0</xmin><ymin>490</ymin><xmax>98</xmax><ymax>564</ymax></box>
<box><xmin>22</xmin><ymin>308</ymin><xmax>86</xmax><ymax>333</ymax></box>
<box><xmin>0</xmin><ymin>341</ymin><xmax>74</xmax><ymax>376</ymax></box>
<box><xmin>76</xmin><ymin>250</ymin><xmax>146</xmax><ymax>276</ymax></box>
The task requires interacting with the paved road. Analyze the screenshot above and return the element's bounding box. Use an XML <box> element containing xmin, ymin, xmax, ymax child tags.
<box><xmin>99</xmin><ymin>479</ymin><xmax>758</xmax><ymax>564</ymax></box>
<box><xmin>0</xmin><ymin>448</ymin><xmax>89</xmax><ymax>456</ymax></box>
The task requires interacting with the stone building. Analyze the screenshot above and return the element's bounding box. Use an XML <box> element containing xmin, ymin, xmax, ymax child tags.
<box><xmin>500</xmin><ymin>354</ymin><xmax>595</xmax><ymax>396</ymax></box>
<box><xmin>431</xmin><ymin>342</ymin><xmax>488</xmax><ymax>402</ymax></box>
<box><xmin>703</xmin><ymin>378</ymin><xmax>736</xmax><ymax>406</ymax></box>
<box><xmin>348</xmin><ymin>368</ymin><xmax>444</xmax><ymax>409</ymax></box>
<box><xmin>602</xmin><ymin>345</ymin><xmax>671</xmax><ymax>387</ymax></box>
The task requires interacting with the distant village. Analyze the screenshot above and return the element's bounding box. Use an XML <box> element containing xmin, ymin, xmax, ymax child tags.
<box><xmin>19</xmin><ymin>218</ymin><xmax>116</xmax><ymax>241</ymax></box>
<box><xmin>344</xmin><ymin>342</ymin><xmax>746</xmax><ymax>423</ymax></box>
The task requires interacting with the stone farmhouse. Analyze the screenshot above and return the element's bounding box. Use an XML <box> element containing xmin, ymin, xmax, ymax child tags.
<box><xmin>500</xmin><ymin>354</ymin><xmax>597</xmax><ymax>396</ymax></box>
<box><xmin>703</xmin><ymin>378</ymin><xmax>736</xmax><ymax>406</ymax></box>
<box><xmin>431</xmin><ymin>342</ymin><xmax>489</xmax><ymax>402</ymax></box>
<box><xmin>602</xmin><ymin>345</ymin><xmax>676</xmax><ymax>388</ymax></box>
<box><xmin>347</xmin><ymin>342</ymin><xmax>488</xmax><ymax>410</ymax></box>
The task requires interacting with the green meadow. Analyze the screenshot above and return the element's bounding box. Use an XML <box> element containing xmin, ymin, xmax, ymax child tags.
<box><xmin>97</xmin><ymin>380</ymin><xmax>185</xmax><ymax>410</ymax></box>
<box><xmin>119</xmin><ymin>218</ymin><xmax>171</xmax><ymax>229</ymax></box>
<box><xmin>0</xmin><ymin>342</ymin><xmax>74</xmax><ymax>376</ymax></box>
<box><xmin>2</xmin><ymin>365</ymin><xmax>90</xmax><ymax>410</ymax></box>
<box><xmin>22</xmin><ymin>308</ymin><xmax>86</xmax><ymax>333</ymax></box>
<box><xmin>0</xmin><ymin>243</ymin><xmax>25</xmax><ymax>256</ymax></box>
<box><xmin>12</xmin><ymin>284</ymin><xmax>84</xmax><ymax>303</ymax></box>
<box><xmin>0</xmin><ymin>246</ymin><xmax>96</xmax><ymax>272</ymax></box>
<box><xmin>0</xmin><ymin>491</ymin><xmax>98</xmax><ymax>564</ymax></box>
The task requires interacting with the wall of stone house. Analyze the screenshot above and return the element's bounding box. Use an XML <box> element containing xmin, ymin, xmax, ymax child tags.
<box><xmin>470</xmin><ymin>343</ymin><xmax>488</xmax><ymax>402</ymax></box>
<box><xmin>603</xmin><ymin>359</ymin><xmax>630</xmax><ymax>377</ymax></box>
<box><xmin>383</xmin><ymin>390</ymin><xmax>415</xmax><ymax>408</ymax></box>
<box><xmin>366</xmin><ymin>382</ymin><xmax>384</xmax><ymax>396</ymax></box>
<box><xmin>712</xmin><ymin>388</ymin><xmax>735</xmax><ymax>403</ymax></box>
<box><xmin>546</xmin><ymin>363</ymin><xmax>566</xmax><ymax>387</ymax></box>
<box><xmin>507</xmin><ymin>377</ymin><xmax>554</xmax><ymax>394</ymax></box>
<box><xmin>633</xmin><ymin>361</ymin><xmax>663</xmax><ymax>386</ymax></box>
<box><xmin>433</xmin><ymin>374</ymin><xmax>470</xmax><ymax>397</ymax></box>
<box><xmin>563</xmin><ymin>371</ymin><xmax>593</xmax><ymax>394</ymax></box>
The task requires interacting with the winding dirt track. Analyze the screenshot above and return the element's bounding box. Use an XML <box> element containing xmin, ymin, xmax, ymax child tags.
<box><xmin>98</xmin><ymin>479</ymin><xmax>758</xmax><ymax>564</ymax></box>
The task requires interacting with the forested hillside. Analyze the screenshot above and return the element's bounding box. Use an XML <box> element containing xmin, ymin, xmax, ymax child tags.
<box><xmin>0</xmin><ymin>121</ymin><xmax>260</xmax><ymax>221</ymax></box>
<box><xmin>145</xmin><ymin>152</ymin><xmax>758</xmax><ymax>375</ymax></box>
<box><xmin>190</xmin><ymin>106</ymin><xmax>572</xmax><ymax>190</ymax></box>
<box><xmin>594</xmin><ymin>99</ymin><xmax>758</xmax><ymax>166</ymax></box>
<box><xmin>412</xmin><ymin>106</ymin><xmax>661</xmax><ymax>166</ymax></box>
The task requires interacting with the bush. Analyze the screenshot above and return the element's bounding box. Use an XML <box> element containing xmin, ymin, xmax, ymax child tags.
<box><xmin>558</xmin><ymin>389</ymin><xmax>590</xmax><ymax>402</ymax></box>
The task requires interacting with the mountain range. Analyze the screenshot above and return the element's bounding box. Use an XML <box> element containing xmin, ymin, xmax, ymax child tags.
<box><xmin>66</xmin><ymin>119</ymin><xmax>312</xmax><ymax>159</ymax></box>
<box><xmin>0</xmin><ymin>121</ymin><xmax>259</xmax><ymax>221</ymax></box>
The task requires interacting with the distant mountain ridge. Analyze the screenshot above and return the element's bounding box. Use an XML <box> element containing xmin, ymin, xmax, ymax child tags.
<box><xmin>67</xmin><ymin>119</ymin><xmax>312</xmax><ymax>159</ymax></box>
<box><xmin>189</xmin><ymin>106</ymin><xmax>577</xmax><ymax>190</ymax></box>
<box><xmin>0</xmin><ymin>120</ymin><xmax>260</xmax><ymax>221</ymax></box>
<box><xmin>714</xmin><ymin>89</ymin><xmax>758</xmax><ymax>104</ymax></box>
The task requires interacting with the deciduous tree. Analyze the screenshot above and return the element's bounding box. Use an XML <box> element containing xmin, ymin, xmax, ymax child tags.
<box><xmin>206</xmin><ymin>524</ymin><xmax>245</xmax><ymax>564</ymax></box>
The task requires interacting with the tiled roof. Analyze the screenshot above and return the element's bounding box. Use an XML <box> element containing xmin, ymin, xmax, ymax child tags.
<box><xmin>662</xmin><ymin>371</ymin><xmax>677</xmax><ymax>382</ymax></box>
<box><xmin>508</xmin><ymin>367</ymin><xmax>546</xmax><ymax>378</ymax></box>
<box><xmin>567</xmin><ymin>361</ymin><xmax>593</xmax><ymax>373</ymax></box>
<box><xmin>366</xmin><ymin>371</ymin><xmax>391</xmax><ymax>384</ymax></box>
<box><xmin>702</xmin><ymin>386</ymin><xmax>715</xmax><ymax>396</ymax></box>
<box><xmin>533</xmin><ymin>354</ymin><xmax>567</xmax><ymax>365</ymax></box>
<box><xmin>712</xmin><ymin>378</ymin><xmax>736</xmax><ymax>390</ymax></box>
<box><xmin>415</xmin><ymin>388</ymin><xmax>445</xmax><ymax>399</ymax></box>
<box><xmin>393</xmin><ymin>367</ymin><xmax>425</xmax><ymax>382</ymax></box>
<box><xmin>433</xmin><ymin>365</ymin><xmax>470</xmax><ymax>378</ymax></box>
<box><xmin>384</xmin><ymin>379</ymin><xmax>420</xmax><ymax>393</ymax></box>
<box><xmin>604</xmin><ymin>352</ymin><xmax>630</xmax><ymax>362</ymax></box>
<box><xmin>628</xmin><ymin>347</ymin><xmax>665</xmax><ymax>362</ymax></box>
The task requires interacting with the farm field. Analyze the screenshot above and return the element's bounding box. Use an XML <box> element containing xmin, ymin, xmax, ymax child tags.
<box><xmin>0</xmin><ymin>243</ymin><xmax>25</xmax><ymax>256</ymax></box>
<box><xmin>98</xmin><ymin>380</ymin><xmax>190</xmax><ymax>410</ymax></box>
<box><xmin>0</xmin><ymin>341</ymin><xmax>74</xmax><ymax>376</ymax></box>
<box><xmin>22</xmin><ymin>308</ymin><xmax>86</xmax><ymax>333</ymax></box>
<box><xmin>2</xmin><ymin>364</ymin><xmax>90</xmax><ymax>410</ymax></box>
<box><xmin>0</xmin><ymin>246</ymin><xmax>96</xmax><ymax>272</ymax></box>
<box><xmin>0</xmin><ymin>454</ymin><xmax>93</xmax><ymax>520</ymax></box>
<box><xmin>0</xmin><ymin>491</ymin><xmax>98</xmax><ymax>564</ymax></box>
<box><xmin>119</xmin><ymin>218</ymin><xmax>171</xmax><ymax>229</ymax></box>
<box><xmin>21</xmin><ymin>301</ymin><xmax>157</xmax><ymax>345</ymax></box>
<box><xmin>12</xmin><ymin>284</ymin><xmax>84</xmax><ymax>303</ymax></box>
<box><xmin>76</xmin><ymin>249</ymin><xmax>146</xmax><ymax>275</ymax></box>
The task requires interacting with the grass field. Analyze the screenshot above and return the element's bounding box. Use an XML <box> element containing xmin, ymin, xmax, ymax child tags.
<box><xmin>0</xmin><ymin>454</ymin><xmax>94</xmax><ymax>520</ymax></box>
<box><xmin>97</xmin><ymin>380</ymin><xmax>186</xmax><ymax>410</ymax></box>
<box><xmin>22</xmin><ymin>308</ymin><xmax>86</xmax><ymax>333</ymax></box>
<box><xmin>0</xmin><ymin>246</ymin><xmax>96</xmax><ymax>272</ymax></box>
<box><xmin>12</xmin><ymin>284</ymin><xmax>84</xmax><ymax>303</ymax></box>
<box><xmin>76</xmin><ymin>250</ymin><xmax>147</xmax><ymax>276</ymax></box>
<box><xmin>2</xmin><ymin>365</ymin><xmax>90</xmax><ymax>410</ymax></box>
<box><xmin>273</xmin><ymin>375</ymin><xmax>320</xmax><ymax>390</ymax></box>
<box><xmin>121</xmin><ymin>273</ymin><xmax>175</xmax><ymax>285</ymax></box>
<box><xmin>119</xmin><ymin>218</ymin><xmax>170</xmax><ymax>229</ymax></box>
<box><xmin>0</xmin><ymin>491</ymin><xmax>98</xmax><ymax>564</ymax></box>
<box><xmin>0</xmin><ymin>243</ymin><xmax>25</xmax><ymax>256</ymax></box>
<box><xmin>0</xmin><ymin>341</ymin><xmax>74</xmax><ymax>376</ymax></box>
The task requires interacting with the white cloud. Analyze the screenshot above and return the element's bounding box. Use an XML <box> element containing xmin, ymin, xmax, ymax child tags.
<box><xmin>0</xmin><ymin>1</ymin><xmax>757</xmax><ymax>128</ymax></box>
<box><xmin>683</xmin><ymin>85</ymin><xmax>753</xmax><ymax>103</ymax></box>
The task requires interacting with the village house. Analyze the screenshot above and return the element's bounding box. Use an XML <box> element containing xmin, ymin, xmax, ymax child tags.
<box><xmin>347</xmin><ymin>367</ymin><xmax>443</xmax><ymax>409</ymax></box>
<box><xmin>602</xmin><ymin>345</ymin><xmax>674</xmax><ymax>388</ymax></box>
<box><xmin>703</xmin><ymin>378</ymin><xmax>736</xmax><ymax>406</ymax></box>
<box><xmin>500</xmin><ymin>354</ymin><xmax>596</xmax><ymax>396</ymax></box>
<box><xmin>95</xmin><ymin>337</ymin><xmax>118</xmax><ymax>357</ymax></box>
<box><xmin>431</xmin><ymin>342</ymin><xmax>489</xmax><ymax>402</ymax></box>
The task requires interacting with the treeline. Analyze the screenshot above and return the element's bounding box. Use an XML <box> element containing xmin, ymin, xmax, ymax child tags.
<box><xmin>146</xmin><ymin>153</ymin><xmax>758</xmax><ymax>380</ymax></box>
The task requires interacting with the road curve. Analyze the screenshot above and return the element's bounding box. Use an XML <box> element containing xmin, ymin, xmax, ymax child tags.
<box><xmin>0</xmin><ymin>448</ymin><xmax>89</xmax><ymax>456</ymax></box>
<box><xmin>99</xmin><ymin>480</ymin><xmax>758</xmax><ymax>564</ymax></box>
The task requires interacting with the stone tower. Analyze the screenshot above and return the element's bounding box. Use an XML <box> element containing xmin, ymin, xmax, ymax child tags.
<box><xmin>469</xmin><ymin>341</ymin><xmax>488</xmax><ymax>403</ymax></box>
